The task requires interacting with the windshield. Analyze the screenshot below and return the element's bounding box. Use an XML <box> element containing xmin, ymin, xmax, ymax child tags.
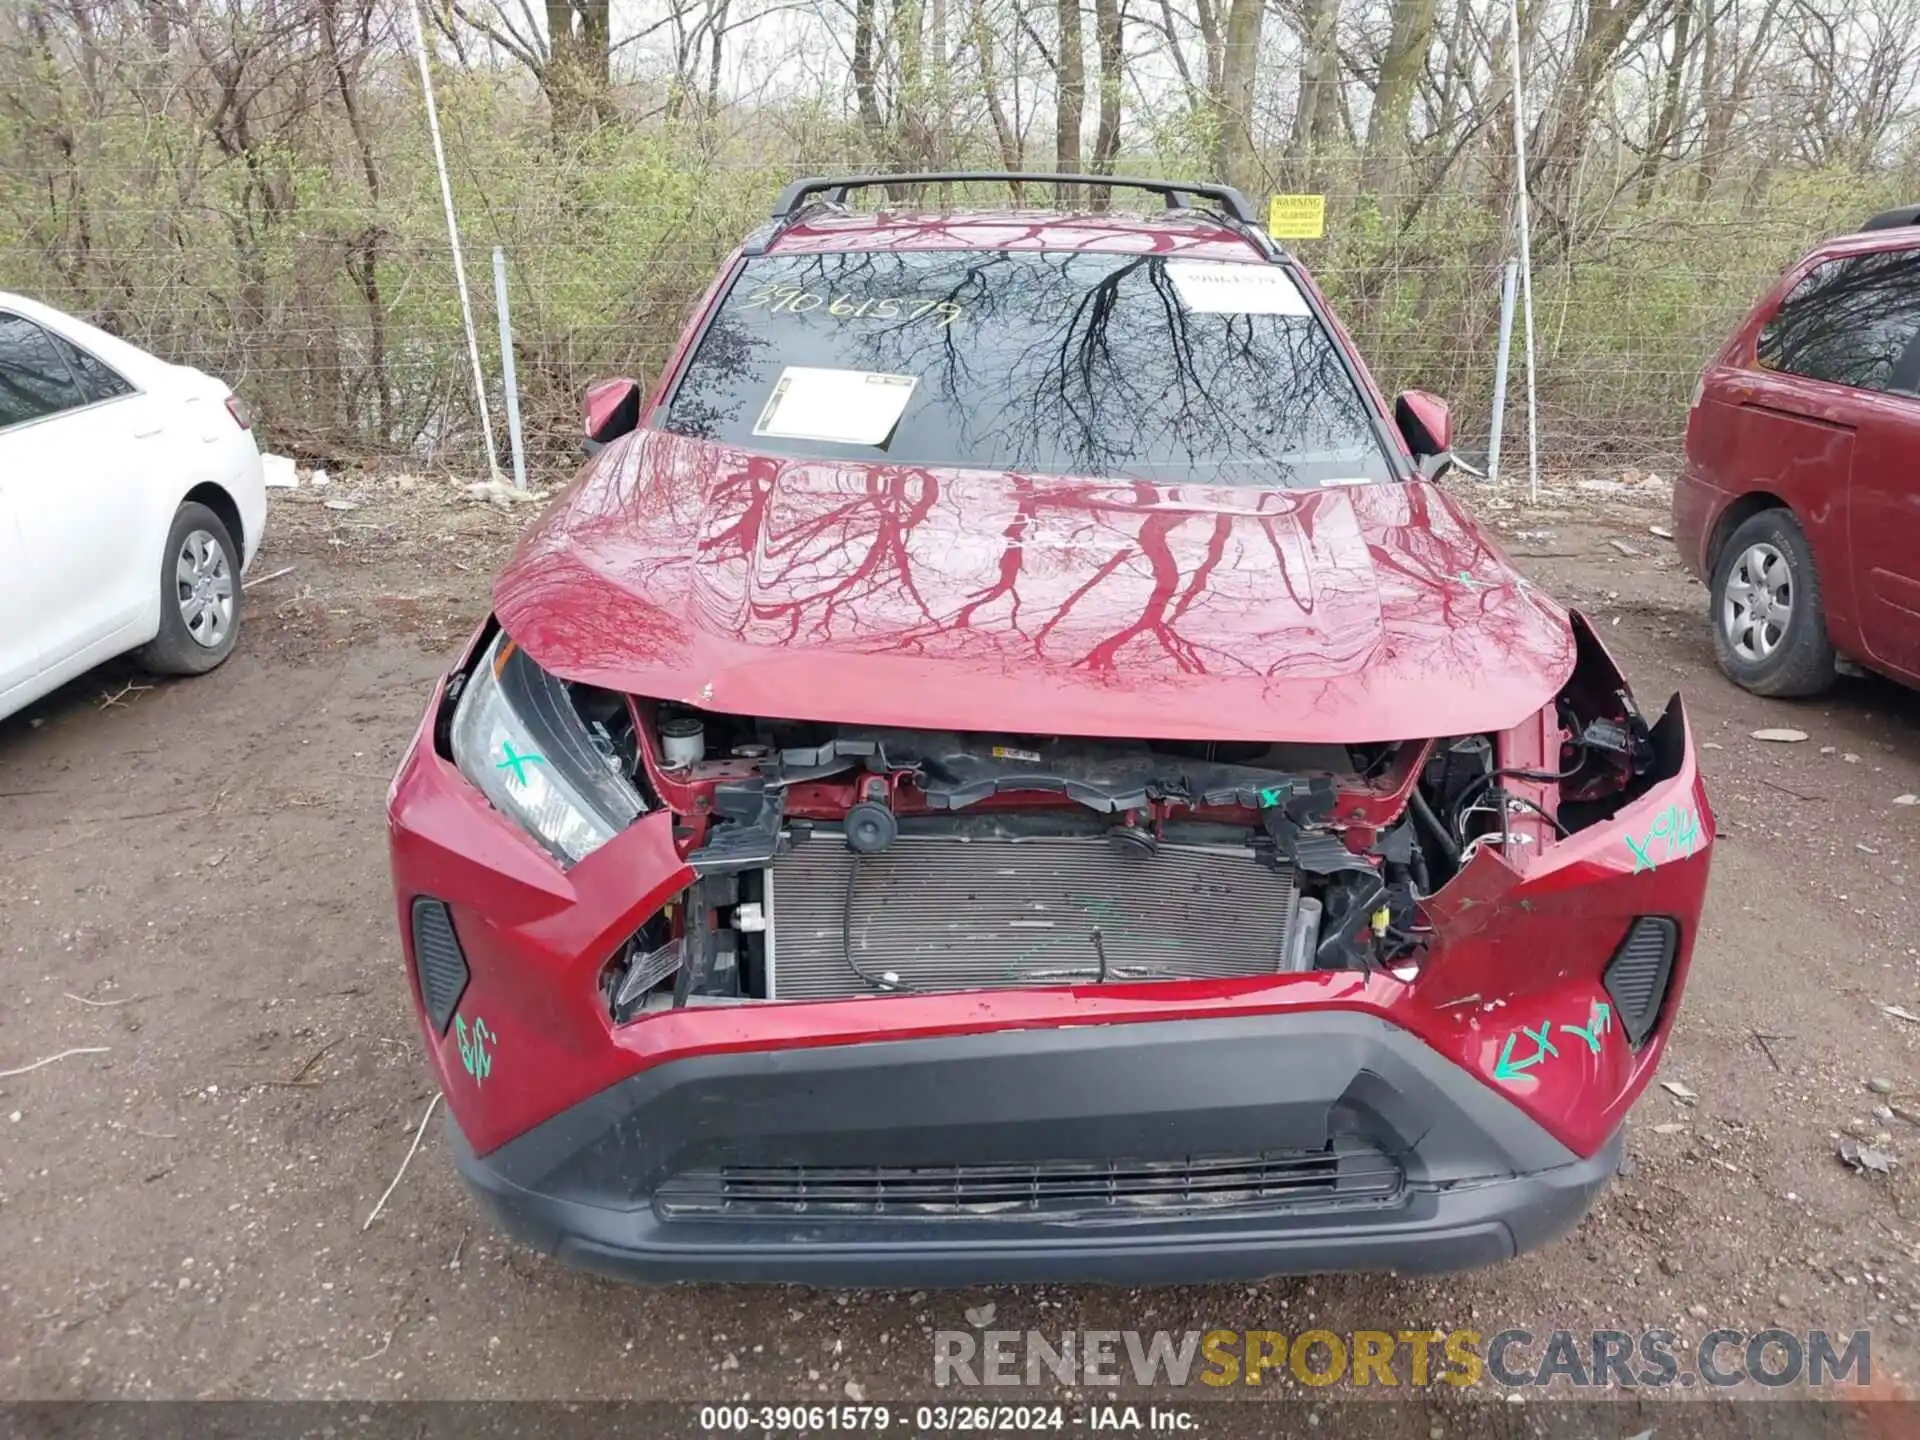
<box><xmin>660</xmin><ymin>249</ymin><xmax>1394</xmax><ymax>488</ymax></box>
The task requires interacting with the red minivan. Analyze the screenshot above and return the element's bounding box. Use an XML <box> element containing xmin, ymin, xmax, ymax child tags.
<box><xmin>1675</xmin><ymin>204</ymin><xmax>1920</xmax><ymax>695</ymax></box>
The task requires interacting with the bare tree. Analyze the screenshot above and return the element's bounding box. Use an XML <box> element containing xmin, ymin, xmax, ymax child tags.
<box><xmin>8</xmin><ymin>0</ymin><xmax>1920</xmax><ymax>478</ymax></box>
<box><xmin>443</xmin><ymin>0</ymin><xmax>614</xmax><ymax>133</ymax></box>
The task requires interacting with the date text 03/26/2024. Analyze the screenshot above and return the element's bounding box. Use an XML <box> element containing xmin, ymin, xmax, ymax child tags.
<box><xmin>697</xmin><ymin>1405</ymin><xmax>1196</xmax><ymax>1433</ymax></box>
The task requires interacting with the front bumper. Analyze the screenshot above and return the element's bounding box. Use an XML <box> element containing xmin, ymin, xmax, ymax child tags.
<box><xmin>449</xmin><ymin>1011</ymin><xmax>1622</xmax><ymax>1286</ymax></box>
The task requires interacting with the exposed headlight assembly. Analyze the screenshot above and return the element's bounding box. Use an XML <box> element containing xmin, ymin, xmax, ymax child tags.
<box><xmin>450</xmin><ymin>632</ymin><xmax>645</xmax><ymax>864</ymax></box>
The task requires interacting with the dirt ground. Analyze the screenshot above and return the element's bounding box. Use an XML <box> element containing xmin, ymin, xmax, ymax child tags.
<box><xmin>4</xmin><ymin>467</ymin><xmax>1920</xmax><ymax>1420</ymax></box>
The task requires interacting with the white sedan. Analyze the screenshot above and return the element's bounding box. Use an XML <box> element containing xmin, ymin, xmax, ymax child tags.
<box><xmin>0</xmin><ymin>293</ymin><xmax>266</xmax><ymax>723</ymax></box>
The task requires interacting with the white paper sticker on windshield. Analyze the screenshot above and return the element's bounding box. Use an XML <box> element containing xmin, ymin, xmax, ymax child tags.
<box><xmin>752</xmin><ymin>366</ymin><xmax>918</xmax><ymax>447</ymax></box>
<box><xmin>1166</xmin><ymin>261</ymin><xmax>1311</xmax><ymax>316</ymax></box>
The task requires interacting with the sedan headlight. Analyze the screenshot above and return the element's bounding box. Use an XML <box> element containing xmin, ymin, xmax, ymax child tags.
<box><xmin>450</xmin><ymin>632</ymin><xmax>645</xmax><ymax>864</ymax></box>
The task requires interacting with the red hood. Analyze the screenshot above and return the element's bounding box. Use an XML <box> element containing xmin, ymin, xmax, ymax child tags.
<box><xmin>494</xmin><ymin>431</ymin><xmax>1574</xmax><ymax>743</ymax></box>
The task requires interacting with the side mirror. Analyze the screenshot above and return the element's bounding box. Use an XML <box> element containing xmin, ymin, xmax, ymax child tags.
<box><xmin>1394</xmin><ymin>390</ymin><xmax>1454</xmax><ymax>479</ymax></box>
<box><xmin>583</xmin><ymin>377</ymin><xmax>643</xmax><ymax>455</ymax></box>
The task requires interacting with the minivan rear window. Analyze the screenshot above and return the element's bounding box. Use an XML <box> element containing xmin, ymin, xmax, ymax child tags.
<box><xmin>1757</xmin><ymin>249</ymin><xmax>1920</xmax><ymax>393</ymax></box>
<box><xmin>661</xmin><ymin>249</ymin><xmax>1394</xmax><ymax>488</ymax></box>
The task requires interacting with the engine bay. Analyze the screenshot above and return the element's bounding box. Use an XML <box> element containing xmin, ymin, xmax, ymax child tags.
<box><xmin>556</xmin><ymin>614</ymin><xmax>1672</xmax><ymax>1021</ymax></box>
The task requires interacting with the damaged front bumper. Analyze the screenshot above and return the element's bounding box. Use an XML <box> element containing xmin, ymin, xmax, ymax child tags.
<box><xmin>448</xmin><ymin>1010</ymin><xmax>1623</xmax><ymax>1286</ymax></box>
<box><xmin>389</xmin><ymin>618</ymin><xmax>1712</xmax><ymax>1286</ymax></box>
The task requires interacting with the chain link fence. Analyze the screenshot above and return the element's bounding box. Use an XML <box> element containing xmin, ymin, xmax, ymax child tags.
<box><xmin>0</xmin><ymin>136</ymin><xmax>1890</xmax><ymax>484</ymax></box>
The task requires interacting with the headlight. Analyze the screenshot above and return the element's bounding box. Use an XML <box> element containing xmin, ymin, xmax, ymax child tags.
<box><xmin>450</xmin><ymin>632</ymin><xmax>645</xmax><ymax>864</ymax></box>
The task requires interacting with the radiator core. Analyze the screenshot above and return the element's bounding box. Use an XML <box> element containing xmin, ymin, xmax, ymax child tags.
<box><xmin>766</xmin><ymin>833</ymin><xmax>1298</xmax><ymax>1000</ymax></box>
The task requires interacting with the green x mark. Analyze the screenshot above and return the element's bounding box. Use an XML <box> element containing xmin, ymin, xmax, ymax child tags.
<box><xmin>496</xmin><ymin>741</ymin><xmax>545</xmax><ymax>787</ymax></box>
<box><xmin>1492</xmin><ymin>1021</ymin><xmax>1560</xmax><ymax>1082</ymax></box>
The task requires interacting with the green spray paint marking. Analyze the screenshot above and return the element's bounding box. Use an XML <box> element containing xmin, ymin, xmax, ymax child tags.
<box><xmin>1258</xmin><ymin>787</ymin><xmax>1285</xmax><ymax>808</ymax></box>
<box><xmin>1626</xmin><ymin>803</ymin><xmax>1702</xmax><ymax>872</ymax></box>
<box><xmin>1491</xmin><ymin>1035</ymin><xmax>1532</xmax><ymax>1082</ymax></box>
<box><xmin>495</xmin><ymin>741</ymin><xmax>545</xmax><ymax>787</ymax></box>
<box><xmin>1492</xmin><ymin>1022</ymin><xmax>1560</xmax><ymax>1080</ymax></box>
<box><xmin>1492</xmin><ymin>1000</ymin><xmax>1613</xmax><ymax>1082</ymax></box>
<box><xmin>1561</xmin><ymin>1000</ymin><xmax>1613</xmax><ymax>1055</ymax></box>
<box><xmin>455</xmin><ymin>1015</ymin><xmax>496</xmax><ymax>1085</ymax></box>
<box><xmin>1456</xmin><ymin>571</ymin><xmax>1497</xmax><ymax>591</ymax></box>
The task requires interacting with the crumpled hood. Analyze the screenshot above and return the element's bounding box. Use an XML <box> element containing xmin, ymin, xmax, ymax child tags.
<box><xmin>493</xmin><ymin>430</ymin><xmax>1574</xmax><ymax>743</ymax></box>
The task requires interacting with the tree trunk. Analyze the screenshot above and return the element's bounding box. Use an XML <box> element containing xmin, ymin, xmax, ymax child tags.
<box><xmin>930</xmin><ymin>0</ymin><xmax>950</xmax><ymax>174</ymax></box>
<box><xmin>706</xmin><ymin>0</ymin><xmax>731</xmax><ymax>112</ymax></box>
<box><xmin>973</xmin><ymin>0</ymin><xmax>1024</xmax><ymax>186</ymax></box>
<box><xmin>1211</xmin><ymin>0</ymin><xmax>1264</xmax><ymax>189</ymax></box>
<box><xmin>1361</xmin><ymin>0</ymin><xmax>1436</xmax><ymax>216</ymax></box>
<box><xmin>1696</xmin><ymin>0</ymin><xmax>1783</xmax><ymax>202</ymax></box>
<box><xmin>853</xmin><ymin>0</ymin><xmax>887</xmax><ymax>157</ymax></box>
<box><xmin>579</xmin><ymin>0</ymin><xmax>610</xmax><ymax>87</ymax></box>
<box><xmin>1636</xmin><ymin>0</ymin><xmax>1693</xmax><ymax>205</ymax></box>
<box><xmin>896</xmin><ymin>0</ymin><xmax>931</xmax><ymax>170</ymax></box>
<box><xmin>318</xmin><ymin>0</ymin><xmax>390</xmax><ymax>438</ymax></box>
<box><xmin>1088</xmin><ymin>0</ymin><xmax>1122</xmax><ymax>207</ymax></box>
<box><xmin>1529</xmin><ymin>0</ymin><xmax>1658</xmax><ymax>244</ymax></box>
<box><xmin>1693</xmin><ymin>0</ymin><xmax>1720</xmax><ymax>200</ymax></box>
<box><xmin>1193</xmin><ymin>0</ymin><xmax>1222</xmax><ymax>96</ymax></box>
<box><xmin>1055</xmin><ymin>0</ymin><xmax>1085</xmax><ymax>204</ymax></box>
<box><xmin>544</xmin><ymin>0</ymin><xmax>612</xmax><ymax>136</ymax></box>
<box><xmin>1287</xmin><ymin>0</ymin><xmax>1340</xmax><ymax>181</ymax></box>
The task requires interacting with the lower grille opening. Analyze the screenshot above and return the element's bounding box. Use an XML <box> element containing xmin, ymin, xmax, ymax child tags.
<box><xmin>655</xmin><ymin>1139</ymin><xmax>1403</xmax><ymax>1221</ymax></box>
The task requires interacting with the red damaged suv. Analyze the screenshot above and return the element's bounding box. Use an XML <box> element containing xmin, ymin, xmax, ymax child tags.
<box><xmin>387</xmin><ymin>173</ymin><xmax>1712</xmax><ymax>1285</ymax></box>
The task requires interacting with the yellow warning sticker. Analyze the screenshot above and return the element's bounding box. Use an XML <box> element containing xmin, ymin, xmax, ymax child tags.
<box><xmin>1268</xmin><ymin>194</ymin><xmax>1326</xmax><ymax>240</ymax></box>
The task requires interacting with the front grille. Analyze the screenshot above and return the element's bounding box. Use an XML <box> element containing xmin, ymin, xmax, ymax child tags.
<box><xmin>655</xmin><ymin>1140</ymin><xmax>1403</xmax><ymax>1221</ymax></box>
<box><xmin>1604</xmin><ymin>916</ymin><xmax>1677</xmax><ymax>1047</ymax></box>
<box><xmin>410</xmin><ymin>897</ymin><xmax>469</xmax><ymax>1035</ymax></box>
<box><xmin>766</xmin><ymin>834</ymin><xmax>1298</xmax><ymax>1000</ymax></box>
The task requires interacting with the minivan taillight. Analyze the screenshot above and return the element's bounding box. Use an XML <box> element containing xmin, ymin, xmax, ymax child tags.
<box><xmin>224</xmin><ymin>394</ymin><xmax>253</xmax><ymax>429</ymax></box>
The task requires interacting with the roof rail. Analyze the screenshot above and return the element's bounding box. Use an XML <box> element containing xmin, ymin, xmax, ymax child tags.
<box><xmin>770</xmin><ymin>172</ymin><xmax>1261</xmax><ymax>227</ymax></box>
<box><xmin>1860</xmin><ymin>204</ymin><xmax>1920</xmax><ymax>232</ymax></box>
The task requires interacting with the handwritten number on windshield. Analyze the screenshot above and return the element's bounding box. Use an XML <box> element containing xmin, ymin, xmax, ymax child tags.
<box><xmin>741</xmin><ymin>285</ymin><xmax>963</xmax><ymax>328</ymax></box>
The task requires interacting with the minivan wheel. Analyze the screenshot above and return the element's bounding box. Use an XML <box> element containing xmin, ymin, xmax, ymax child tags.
<box><xmin>136</xmin><ymin>501</ymin><xmax>243</xmax><ymax>676</ymax></box>
<box><xmin>1708</xmin><ymin>508</ymin><xmax>1836</xmax><ymax>697</ymax></box>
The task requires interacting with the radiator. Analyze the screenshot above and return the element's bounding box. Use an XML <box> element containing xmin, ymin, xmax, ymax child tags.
<box><xmin>766</xmin><ymin>833</ymin><xmax>1298</xmax><ymax>1000</ymax></box>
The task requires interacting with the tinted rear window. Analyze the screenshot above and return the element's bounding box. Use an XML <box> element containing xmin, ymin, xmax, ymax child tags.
<box><xmin>1756</xmin><ymin>248</ymin><xmax>1920</xmax><ymax>392</ymax></box>
<box><xmin>661</xmin><ymin>250</ymin><xmax>1393</xmax><ymax>487</ymax></box>
<box><xmin>49</xmin><ymin>331</ymin><xmax>134</xmax><ymax>404</ymax></box>
<box><xmin>0</xmin><ymin>312</ymin><xmax>87</xmax><ymax>430</ymax></box>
